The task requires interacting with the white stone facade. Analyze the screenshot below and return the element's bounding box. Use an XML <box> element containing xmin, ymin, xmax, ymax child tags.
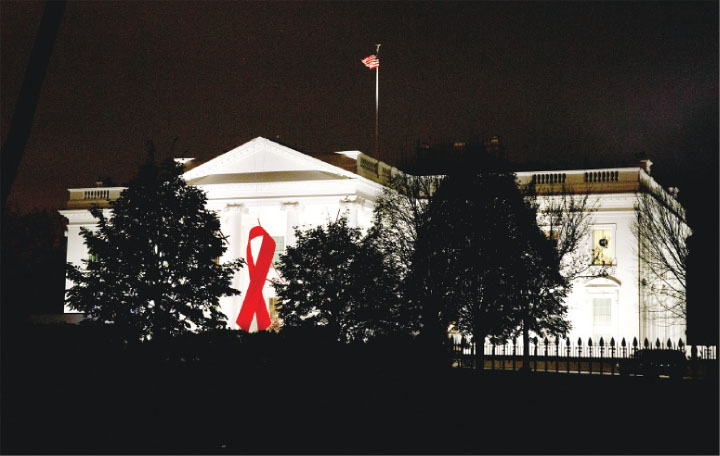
<box><xmin>60</xmin><ymin>137</ymin><xmax>687</xmax><ymax>342</ymax></box>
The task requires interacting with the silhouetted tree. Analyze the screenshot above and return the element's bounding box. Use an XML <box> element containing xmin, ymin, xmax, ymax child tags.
<box><xmin>372</xmin><ymin>173</ymin><xmax>442</xmax><ymax>335</ymax></box>
<box><xmin>507</xmin><ymin>215</ymin><xmax>571</xmax><ymax>369</ymax></box>
<box><xmin>1</xmin><ymin>206</ymin><xmax>67</xmax><ymax>324</ymax></box>
<box><xmin>273</xmin><ymin>216</ymin><xmax>397</xmax><ymax>342</ymax></box>
<box><xmin>529</xmin><ymin>186</ymin><xmax>595</xmax><ymax>280</ymax></box>
<box><xmin>511</xmin><ymin>184</ymin><xmax>595</xmax><ymax>367</ymax></box>
<box><xmin>66</xmin><ymin>142</ymin><xmax>243</xmax><ymax>342</ymax></box>
<box><xmin>373</xmin><ymin>173</ymin><xmax>440</xmax><ymax>278</ymax></box>
<box><xmin>417</xmin><ymin>169</ymin><xmax>538</xmax><ymax>369</ymax></box>
<box><xmin>633</xmin><ymin>190</ymin><xmax>688</xmax><ymax>326</ymax></box>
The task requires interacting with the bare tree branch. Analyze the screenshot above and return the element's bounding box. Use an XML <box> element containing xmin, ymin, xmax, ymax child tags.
<box><xmin>633</xmin><ymin>189</ymin><xmax>689</xmax><ymax>322</ymax></box>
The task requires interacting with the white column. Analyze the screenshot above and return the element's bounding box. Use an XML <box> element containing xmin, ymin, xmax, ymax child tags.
<box><xmin>223</xmin><ymin>204</ymin><xmax>248</xmax><ymax>329</ymax></box>
<box><xmin>282</xmin><ymin>202</ymin><xmax>300</xmax><ymax>247</ymax></box>
<box><xmin>340</xmin><ymin>197</ymin><xmax>359</xmax><ymax>228</ymax></box>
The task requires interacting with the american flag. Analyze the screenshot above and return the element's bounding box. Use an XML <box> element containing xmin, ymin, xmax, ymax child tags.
<box><xmin>361</xmin><ymin>54</ymin><xmax>380</xmax><ymax>69</ymax></box>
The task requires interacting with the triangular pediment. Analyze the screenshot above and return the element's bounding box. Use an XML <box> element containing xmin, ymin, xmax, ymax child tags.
<box><xmin>183</xmin><ymin>137</ymin><xmax>358</xmax><ymax>182</ymax></box>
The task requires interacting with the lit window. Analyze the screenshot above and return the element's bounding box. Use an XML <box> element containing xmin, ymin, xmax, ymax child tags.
<box><xmin>593</xmin><ymin>297</ymin><xmax>612</xmax><ymax>326</ymax></box>
<box><xmin>85</xmin><ymin>252</ymin><xmax>100</xmax><ymax>270</ymax></box>
<box><xmin>592</xmin><ymin>229</ymin><xmax>613</xmax><ymax>265</ymax></box>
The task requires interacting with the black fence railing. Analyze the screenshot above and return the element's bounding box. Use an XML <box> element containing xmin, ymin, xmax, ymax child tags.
<box><xmin>449</xmin><ymin>335</ymin><xmax>718</xmax><ymax>379</ymax></box>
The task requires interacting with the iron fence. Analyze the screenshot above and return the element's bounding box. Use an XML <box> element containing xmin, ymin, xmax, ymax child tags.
<box><xmin>449</xmin><ymin>335</ymin><xmax>718</xmax><ymax>379</ymax></box>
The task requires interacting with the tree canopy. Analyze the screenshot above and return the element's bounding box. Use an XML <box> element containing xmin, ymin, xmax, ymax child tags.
<box><xmin>1</xmin><ymin>207</ymin><xmax>67</xmax><ymax>324</ymax></box>
<box><xmin>66</xmin><ymin>143</ymin><xmax>243</xmax><ymax>341</ymax></box>
<box><xmin>272</xmin><ymin>216</ymin><xmax>397</xmax><ymax>342</ymax></box>
<box><xmin>372</xmin><ymin>173</ymin><xmax>442</xmax><ymax>337</ymax></box>
<box><xmin>508</xmin><ymin>183</ymin><xmax>594</xmax><ymax>363</ymax></box>
<box><xmin>413</xmin><ymin>164</ymin><xmax>574</xmax><ymax>367</ymax></box>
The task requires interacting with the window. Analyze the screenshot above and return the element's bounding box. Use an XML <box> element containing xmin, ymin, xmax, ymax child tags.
<box><xmin>272</xmin><ymin>236</ymin><xmax>285</xmax><ymax>266</ymax></box>
<box><xmin>593</xmin><ymin>297</ymin><xmax>612</xmax><ymax>326</ymax></box>
<box><xmin>592</xmin><ymin>229</ymin><xmax>613</xmax><ymax>265</ymax></box>
<box><xmin>85</xmin><ymin>252</ymin><xmax>101</xmax><ymax>270</ymax></box>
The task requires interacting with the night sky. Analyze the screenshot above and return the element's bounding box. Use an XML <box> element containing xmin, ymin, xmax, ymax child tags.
<box><xmin>2</xmin><ymin>1</ymin><xmax>718</xmax><ymax>228</ymax></box>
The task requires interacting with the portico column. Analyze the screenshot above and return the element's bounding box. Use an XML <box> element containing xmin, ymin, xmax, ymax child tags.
<box><xmin>225</xmin><ymin>204</ymin><xmax>247</xmax><ymax>263</ymax></box>
<box><xmin>224</xmin><ymin>204</ymin><xmax>248</xmax><ymax>328</ymax></box>
<box><xmin>340</xmin><ymin>197</ymin><xmax>362</xmax><ymax>228</ymax></box>
<box><xmin>282</xmin><ymin>202</ymin><xmax>300</xmax><ymax>247</ymax></box>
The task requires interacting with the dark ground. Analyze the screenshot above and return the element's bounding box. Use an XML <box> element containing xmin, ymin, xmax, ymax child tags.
<box><xmin>2</xmin><ymin>324</ymin><xmax>718</xmax><ymax>454</ymax></box>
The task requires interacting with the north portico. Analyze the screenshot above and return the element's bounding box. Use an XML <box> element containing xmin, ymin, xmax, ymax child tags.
<box><xmin>180</xmin><ymin>137</ymin><xmax>389</xmax><ymax>331</ymax></box>
<box><xmin>61</xmin><ymin>137</ymin><xmax>389</xmax><ymax>331</ymax></box>
<box><xmin>61</xmin><ymin>137</ymin><xmax>686</xmax><ymax>342</ymax></box>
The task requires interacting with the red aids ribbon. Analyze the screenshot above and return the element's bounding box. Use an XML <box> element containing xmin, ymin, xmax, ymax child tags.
<box><xmin>236</xmin><ymin>226</ymin><xmax>275</xmax><ymax>331</ymax></box>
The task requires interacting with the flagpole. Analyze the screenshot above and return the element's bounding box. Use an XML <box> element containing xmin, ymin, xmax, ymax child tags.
<box><xmin>375</xmin><ymin>63</ymin><xmax>379</xmax><ymax>162</ymax></box>
<box><xmin>375</xmin><ymin>43</ymin><xmax>380</xmax><ymax>164</ymax></box>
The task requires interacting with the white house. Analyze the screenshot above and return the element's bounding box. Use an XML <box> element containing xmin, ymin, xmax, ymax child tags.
<box><xmin>514</xmin><ymin>165</ymin><xmax>687</xmax><ymax>345</ymax></box>
<box><xmin>60</xmin><ymin>137</ymin><xmax>687</xmax><ymax>342</ymax></box>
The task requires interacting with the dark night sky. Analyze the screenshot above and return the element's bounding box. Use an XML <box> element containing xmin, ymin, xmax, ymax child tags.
<box><xmin>2</xmin><ymin>1</ymin><xmax>718</xmax><ymax>229</ymax></box>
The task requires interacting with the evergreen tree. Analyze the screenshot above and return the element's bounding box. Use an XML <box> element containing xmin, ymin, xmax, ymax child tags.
<box><xmin>66</xmin><ymin>142</ymin><xmax>243</xmax><ymax>341</ymax></box>
<box><xmin>417</xmin><ymin>165</ymin><xmax>570</xmax><ymax>369</ymax></box>
<box><xmin>510</xmin><ymin>184</ymin><xmax>593</xmax><ymax>367</ymax></box>
<box><xmin>272</xmin><ymin>216</ymin><xmax>397</xmax><ymax>342</ymax></box>
<box><xmin>508</xmin><ymin>214</ymin><xmax>571</xmax><ymax>368</ymax></box>
<box><xmin>417</xmin><ymin>170</ymin><xmax>513</xmax><ymax>365</ymax></box>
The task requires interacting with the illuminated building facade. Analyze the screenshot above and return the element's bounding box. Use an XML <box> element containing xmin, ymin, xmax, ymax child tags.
<box><xmin>61</xmin><ymin>137</ymin><xmax>686</xmax><ymax>342</ymax></box>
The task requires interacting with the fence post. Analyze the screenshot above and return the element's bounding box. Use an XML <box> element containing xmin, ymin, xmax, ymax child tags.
<box><xmin>599</xmin><ymin>337</ymin><xmax>604</xmax><ymax>375</ymax></box>
<box><xmin>457</xmin><ymin>336</ymin><xmax>463</xmax><ymax>368</ymax></box>
<box><xmin>677</xmin><ymin>339</ymin><xmax>685</xmax><ymax>378</ymax></box>
<box><xmin>544</xmin><ymin>337</ymin><xmax>549</xmax><ymax>373</ymax></box>
<box><xmin>566</xmin><ymin>337</ymin><xmax>571</xmax><ymax>374</ymax></box>
<box><xmin>513</xmin><ymin>338</ymin><xmax>517</xmax><ymax>371</ymax></box>
<box><xmin>588</xmin><ymin>338</ymin><xmax>593</xmax><ymax>375</ymax></box>
<box><xmin>491</xmin><ymin>341</ymin><xmax>496</xmax><ymax>371</ymax></box>
<box><xmin>577</xmin><ymin>338</ymin><xmax>583</xmax><ymax>374</ymax></box>
<box><xmin>610</xmin><ymin>337</ymin><xmax>616</xmax><ymax>375</ymax></box>
<box><xmin>621</xmin><ymin>337</ymin><xmax>627</xmax><ymax>359</ymax></box>
<box><xmin>691</xmin><ymin>345</ymin><xmax>697</xmax><ymax>379</ymax></box>
<box><xmin>532</xmin><ymin>337</ymin><xmax>538</xmax><ymax>372</ymax></box>
<box><xmin>655</xmin><ymin>338</ymin><xmax>661</xmax><ymax>350</ymax></box>
<box><xmin>452</xmin><ymin>335</ymin><xmax>457</xmax><ymax>367</ymax></box>
<box><xmin>633</xmin><ymin>337</ymin><xmax>639</xmax><ymax>357</ymax></box>
<box><xmin>502</xmin><ymin>339</ymin><xmax>508</xmax><ymax>370</ymax></box>
<box><xmin>471</xmin><ymin>338</ymin><xmax>476</xmax><ymax>370</ymax></box>
<box><xmin>555</xmin><ymin>336</ymin><xmax>560</xmax><ymax>374</ymax></box>
<box><xmin>484</xmin><ymin>338</ymin><xmax>489</xmax><ymax>371</ymax></box>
